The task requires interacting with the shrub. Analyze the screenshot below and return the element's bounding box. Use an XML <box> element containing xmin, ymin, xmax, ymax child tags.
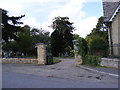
<box><xmin>82</xmin><ymin>55</ymin><xmax>100</xmax><ymax>66</ymax></box>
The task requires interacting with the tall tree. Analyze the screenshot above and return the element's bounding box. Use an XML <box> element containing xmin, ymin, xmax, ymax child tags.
<box><xmin>31</xmin><ymin>28</ymin><xmax>50</xmax><ymax>44</ymax></box>
<box><xmin>17</xmin><ymin>26</ymin><xmax>33</xmax><ymax>56</ymax></box>
<box><xmin>50</xmin><ymin>16</ymin><xmax>75</xmax><ymax>57</ymax></box>
<box><xmin>86</xmin><ymin>17</ymin><xmax>108</xmax><ymax>56</ymax></box>
<box><xmin>2</xmin><ymin>9</ymin><xmax>25</xmax><ymax>43</ymax></box>
<box><xmin>2</xmin><ymin>24</ymin><xmax>51</xmax><ymax>57</ymax></box>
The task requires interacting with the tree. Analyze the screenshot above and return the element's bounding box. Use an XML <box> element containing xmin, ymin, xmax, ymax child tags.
<box><xmin>2</xmin><ymin>41</ymin><xmax>17</xmax><ymax>53</ymax></box>
<box><xmin>2</xmin><ymin>9</ymin><xmax>25</xmax><ymax>43</ymax></box>
<box><xmin>30</xmin><ymin>28</ymin><xmax>51</xmax><ymax>56</ymax></box>
<box><xmin>50</xmin><ymin>16</ymin><xmax>75</xmax><ymax>57</ymax></box>
<box><xmin>73</xmin><ymin>34</ymin><xmax>88</xmax><ymax>57</ymax></box>
<box><xmin>30</xmin><ymin>27</ymin><xmax>50</xmax><ymax>45</ymax></box>
<box><xmin>1</xmin><ymin>9</ymin><xmax>52</xmax><ymax>57</ymax></box>
<box><xmin>2</xmin><ymin>24</ymin><xmax>51</xmax><ymax>57</ymax></box>
<box><xmin>17</xmin><ymin>26</ymin><xmax>34</xmax><ymax>56</ymax></box>
<box><xmin>17</xmin><ymin>26</ymin><xmax>51</xmax><ymax>56</ymax></box>
<box><xmin>51</xmin><ymin>30</ymin><xmax>63</xmax><ymax>56</ymax></box>
<box><xmin>86</xmin><ymin>17</ymin><xmax>108</xmax><ymax>56</ymax></box>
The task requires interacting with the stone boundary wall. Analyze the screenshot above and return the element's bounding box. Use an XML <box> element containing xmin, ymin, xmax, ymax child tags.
<box><xmin>100</xmin><ymin>58</ymin><xmax>119</xmax><ymax>68</ymax></box>
<box><xmin>2</xmin><ymin>58</ymin><xmax>38</xmax><ymax>64</ymax></box>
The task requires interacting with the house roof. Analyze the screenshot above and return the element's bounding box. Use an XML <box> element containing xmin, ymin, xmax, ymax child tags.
<box><xmin>103</xmin><ymin>1</ymin><xmax>120</xmax><ymax>22</ymax></box>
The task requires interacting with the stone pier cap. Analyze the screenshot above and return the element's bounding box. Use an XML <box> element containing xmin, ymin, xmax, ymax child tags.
<box><xmin>36</xmin><ymin>43</ymin><xmax>46</xmax><ymax>46</ymax></box>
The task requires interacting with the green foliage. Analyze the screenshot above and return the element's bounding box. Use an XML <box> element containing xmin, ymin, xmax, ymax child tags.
<box><xmin>73</xmin><ymin>34</ymin><xmax>100</xmax><ymax>66</ymax></box>
<box><xmin>2</xmin><ymin>24</ymin><xmax>51</xmax><ymax>57</ymax></box>
<box><xmin>17</xmin><ymin>26</ymin><xmax>34</xmax><ymax>55</ymax></box>
<box><xmin>82</xmin><ymin>55</ymin><xmax>100</xmax><ymax>66</ymax></box>
<box><xmin>73</xmin><ymin>34</ymin><xmax>80</xmax><ymax>40</ymax></box>
<box><xmin>85</xmin><ymin>16</ymin><xmax>109</xmax><ymax>57</ymax></box>
<box><xmin>78</xmin><ymin>37</ymin><xmax>88</xmax><ymax>57</ymax></box>
<box><xmin>2</xmin><ymin>9</ymin><xmax>51</xmax><ymax>57</ymax></box>
<box><xmin>51</xmin><ymin>30</ymin><xmax>62</xmax><ymax>56</ymax></box>
<box><xmin>53</xmin><ymin>59</ymin><xmax>61</xmax><ymax>64</ymax></box>
<box><xmin>73</xmin><ymin>34</ymin><xmax>88</xmax><ymax>58</ymax></box>
<box><xmin>46</xmin><ymin>55</ymin><xmax>53</xmax><ymax>65</ymax></box>
<box><xmin>50</xmin><ymin>16</ymin><xmax>75</xmax><ymax>57</ymax></box>
<box><xmin>2</xmin><ymin>41</ymin><xmax>19</xmax><ymax>52</ymax></box>
<box><xmin>89</xmin><ymin>36</ymin><xmax>108</xmax><ymax>50</ymax></box>
<box><xmin>2</xmin><ymin>9</ymin><xmax>25</xmax><ymax>43</ymax></box>
<box><xmin>73</xmin><ymin>17</ymin><xmax>109</xmax><ymax>67</ymax></box>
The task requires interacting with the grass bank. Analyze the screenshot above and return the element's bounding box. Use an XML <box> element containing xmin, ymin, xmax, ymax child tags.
<box><xmin>53</xmin><ymin>58</ymin><xmax>61</xmax><ymax>64</ymax></box>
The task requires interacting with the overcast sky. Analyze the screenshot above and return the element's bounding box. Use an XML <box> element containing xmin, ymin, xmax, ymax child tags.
<box><xmin>1</xmin><ymin>0</ymin><xmax>103</xmax><ymax>38</ymax></box>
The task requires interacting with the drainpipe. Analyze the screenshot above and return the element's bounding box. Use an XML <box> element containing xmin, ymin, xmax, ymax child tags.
<box><xmin>107</xmin><ymin>22</ymin><xmax>113</xmax><ymax>57</ymax></box>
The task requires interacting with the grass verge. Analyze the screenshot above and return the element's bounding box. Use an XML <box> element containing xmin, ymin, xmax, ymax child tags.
<box><xmin>53</xmin><ymin>59</ymin><xmax>61</xmax><ymax>63</ymax></box>
<box><xmin>81</xmin><ymin>64</ymin><xmax>113</xmax><ymax>68</ymax></box>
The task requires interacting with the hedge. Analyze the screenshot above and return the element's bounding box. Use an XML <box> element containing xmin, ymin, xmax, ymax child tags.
<box><xmin>82</xmin><ymin>55</ymin><xmax>100</xmax><ymax>66</ymax></box>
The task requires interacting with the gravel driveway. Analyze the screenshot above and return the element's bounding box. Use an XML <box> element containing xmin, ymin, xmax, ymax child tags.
<box><xmin>2</xmin><ymin>58</ymin><xmax>118</xmax><ymax>84</ymax></box>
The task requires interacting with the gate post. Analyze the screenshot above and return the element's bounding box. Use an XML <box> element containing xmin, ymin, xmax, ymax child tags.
<box><xmin>73</xmin><ymin>40</ymin><xmax>82</xmax><ymax>65</ymax></box>
<box><xmin>36</xmin><ymin>43</ymin><xmax>47</xmax><ymax>65</ymax></box>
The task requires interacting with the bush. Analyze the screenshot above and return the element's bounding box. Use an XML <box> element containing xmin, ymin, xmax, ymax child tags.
<box><xmin>86</xmin><ymin>36</ymin><xmax>109</xmax><ymax>57</ymax></box>
<box><xmin>46</xmin><ymin>55</ymin><xmax>53</xmax><ymax>65</ymax></box>
<box><xmin>82</xmin><ymin>55</ymin><xmax>100</xmax><ymax>66</ymax></box>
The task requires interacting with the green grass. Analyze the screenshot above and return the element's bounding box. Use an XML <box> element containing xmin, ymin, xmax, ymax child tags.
<box><xmin>54</xmin><ymin>57</ymin><xmax>74</xmax><ymax>59</ymax></box>
<box><xmin>53</xmin><ymin>59</ymin><xmax>61</xmax><ymax>63</ymax></box>
<box><xmin>81</xmin><ymin>63</ymin><xmax>111</xmax><ymax>68</ymax></box>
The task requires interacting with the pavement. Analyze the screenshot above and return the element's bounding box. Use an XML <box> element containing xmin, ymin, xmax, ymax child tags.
<box><xmin>76</xmin><ymin>65</ymin><xmax>119</xmax><ymax>78</ymax></box>
<box><xmin>2</xmin><ymin>58</ymin><xmax>118</xmax><ymax>88</ymax></box>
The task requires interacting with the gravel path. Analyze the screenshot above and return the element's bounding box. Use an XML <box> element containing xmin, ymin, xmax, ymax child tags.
<box><xmin>2</xmin><ymin>58</ymin><xmax>118</xmax><ymax>84</ymax></box>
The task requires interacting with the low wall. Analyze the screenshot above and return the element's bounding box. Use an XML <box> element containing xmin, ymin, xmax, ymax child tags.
<box><xmin>100</xmin><ymin>58</ymin><xmax>119</xmax><ymax>68</ymax></box>
<box><xmin>2</xmin><ymin>58</ymin><xmax>38</xmax><ymax>64</ymax></box>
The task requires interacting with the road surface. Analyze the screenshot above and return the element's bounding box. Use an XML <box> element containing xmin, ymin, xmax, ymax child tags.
<box><xmin>3</xmin><ymin>71</ymin><xmax>118</xmax><ymax>88</ymax></box>
<box><xmin>2</xmin><ymin>58</ymin><xmax>118</xmax><ymax>88</ymax></box>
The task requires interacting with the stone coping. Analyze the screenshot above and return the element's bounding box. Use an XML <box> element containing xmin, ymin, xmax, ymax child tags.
<box><xmin>101</xmin><ymin>58</ymin><xmax>119</xmax><ymax>61</ymax></box>
<box><xmin>100</xmin><ymin>58</ymin><xmax>118</xmax><ymax>68</ymax></box>
<box><xmin>2</xmin><ymin>58</ymin><xmax>38</xmax><ymax>64</ymax></box>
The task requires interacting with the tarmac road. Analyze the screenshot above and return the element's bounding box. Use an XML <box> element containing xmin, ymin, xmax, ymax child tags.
<box><xmin>2</xmin><ymin>58</ymin><xmax>118</xmax><ymax>88</ymax></box>
<box><xmin>2</xmin><ymin>71</ymin><xmax>118</xmax><ymax>88</ymax></box>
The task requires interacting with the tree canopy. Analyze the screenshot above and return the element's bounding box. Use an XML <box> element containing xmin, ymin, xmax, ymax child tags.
<box><xmin>2</xmin><ymin>24</ymin><xmax>51</xmax><ymax>57</ymax></box>
<box><xmin>2</xmin><ymin>9</ymin><xmax>25</xmax><ymax>43</ymax></box>
<box><xmin>2</xmin><ymin>9</ymin><xmax>51</xmax><ymax>57</ymax></box>
<box><xmin>73</xmin><ymin>34</ymin><xmax>88</xmax><ymax>57</ymax></box>
<box><xmin>85</xmin><ymin>17</ymin><xmax>108</xmax><ymax>56</ymax></box>
<box><xmin>50</xmin><ymin>16</ymin><xmax>75</xmax><ymax>57</ymax></box>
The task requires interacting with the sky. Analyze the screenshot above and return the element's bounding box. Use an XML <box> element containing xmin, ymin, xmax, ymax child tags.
<box><xmin>0</xmin><ymin>0</ymin><xmax>104</xmax><ymax>38</ymax></box>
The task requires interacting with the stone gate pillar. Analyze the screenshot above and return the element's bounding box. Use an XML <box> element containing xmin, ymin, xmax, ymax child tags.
<box><xmin>73</xmin><ymin>40</ymin><xmax>82</xmax><ymax>65</ymax></box>
<box><xmin>36</xmin><ymin>43</ymin><xmax>47</xmax><ymax>65</ymax></box>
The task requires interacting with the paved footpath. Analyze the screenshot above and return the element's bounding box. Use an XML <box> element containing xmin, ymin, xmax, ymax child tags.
<box><xmin>82</xmin><ymin>65</ymin><xmax>118</xmax><ymax>75</ymax></box>
<box><xmin>2</xmin><ymin>58</ymin><xmax>118</xmax><ymax>88</ymax></box>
